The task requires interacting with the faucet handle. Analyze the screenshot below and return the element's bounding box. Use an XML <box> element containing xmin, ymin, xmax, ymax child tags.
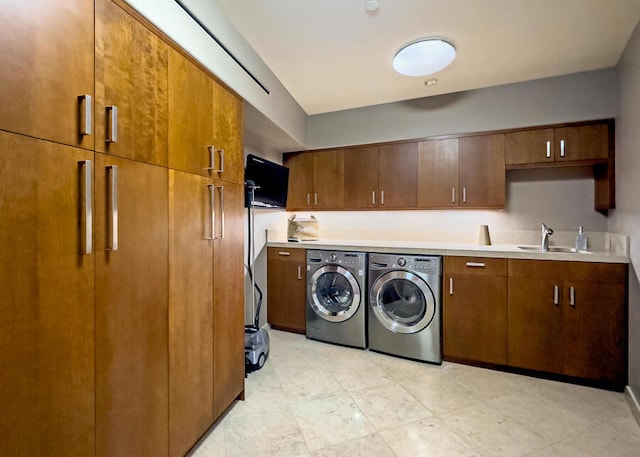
<box><xmin>541</xmin><ymin>223</ymin><xmax>554</xmax><ymax>235</ymax></box>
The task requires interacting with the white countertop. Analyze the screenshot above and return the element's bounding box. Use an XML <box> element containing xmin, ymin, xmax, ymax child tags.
<box><xmin>266</xmin><ymin>238</ymin><xmax>629</xmax><ymax>263</ymax></box>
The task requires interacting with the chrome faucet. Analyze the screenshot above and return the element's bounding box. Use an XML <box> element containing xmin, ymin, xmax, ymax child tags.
<box><xmin>541</xmin><ymin>223</ymin><xmax>554</xmax><ymax>252</ymax></box>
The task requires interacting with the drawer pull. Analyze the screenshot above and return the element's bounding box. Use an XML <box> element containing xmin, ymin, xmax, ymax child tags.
<box><xmin>449</xmin><ymin>277</ymin><xmax>453</xmax><ymax>295</ymax></box>
<box><xmin>553</xmin><ymin>285</ymin><xmax>559</xmax><ymax>305</ymax></box>
<box><xmin>465</xmin><ymin>262</ymin><xmax>485</xmax><ymax>268</ymax></box>
<box><xmin>569</xmin><ymin>286</ymin><xmax>575</xmax><ymax>307</ymax></box>
<box><xmin>278</xmin><ymin>251</ymin><xmax>291</xmax><ymax>256</ymax></box>
<box><xmin>297</xmin><ymin>265</ymin><xmax>303</xmax><ymax>280</ymax></box>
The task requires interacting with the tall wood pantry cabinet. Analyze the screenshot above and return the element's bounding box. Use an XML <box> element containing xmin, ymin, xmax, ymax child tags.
<box><xmin>0</xmin><ymin>1</ymin><xmax>245</xmax><ymax>456</ymax></box>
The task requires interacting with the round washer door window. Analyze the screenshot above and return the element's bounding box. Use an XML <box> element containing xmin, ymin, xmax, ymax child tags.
<box><xmin>370</xmin><ymin>270</ymin><xmax>435</xmax><ymax>334</ymax></box>
<box><xmin>308</xmin><ymin>265</ymin><xmax>361</xmax><ymax>323</ymax></box>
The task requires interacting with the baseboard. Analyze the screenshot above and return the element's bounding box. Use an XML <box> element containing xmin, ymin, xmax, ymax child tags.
<box><xmin>625</xmin><ymin>385</ymin><xmax>640</xmax><ymax>427</ymax></box>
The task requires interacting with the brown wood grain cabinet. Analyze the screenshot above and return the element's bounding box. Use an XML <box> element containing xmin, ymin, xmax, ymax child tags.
<box><xmin>168</xmin><ymin>50</ymin><xmax>243</xmax><ymax>183</ymax></box>
<box><xmin>0</xmin><ymin>131</ymin><xmax>95</xmax><ymax>457</ymax></box>
<box><xmin>212</xmin><ymin>181</ymin><xmax>246</xmax><ymax>420</ymax></box>
<box><xmin>168</xmin><ymin>170</ymin><xmax>214</xmax><ymax>457</ymax></box>
<box><xmin>443</xmin><ymin>257</ymin><xmax>508</xmax><ymax>365</ymax></box>
<box><xmin>267</xmin><ymin>248</ymin><xmax>307</xmax><ymax>333</ymax></box>
<box><xmin>285</xmin><ymin>149</ymin><xmax>344</xmax><ymax>210</ymax></box>
<box><xmin>0</xmin><ymin>0</ymin><xmax>95</xmax><ymax>149</ymax></box>
<box><xmin>418</xmin><ymin>135</ymin><xmax>505</xmax><ymax>209</ymax></box>
<box><xmin>343</xmin><ymin>143</ymin><xmax>417</xmax><ymax>209</ymax></box>
<box><xmin>94</xmin><ymin>153</ymin><xmax>169</xmax><ymax>457</ymax></box>
<box><xmin>95</xmin><ymin>0</ymin><xmax>169</xmax><ymax>167</ymax></box>
<box><xmin>506</xmin><ymin>123</ymin><xmax>609</xmax><ymax>166</ymax></box>
<box><xmin>508</xmin><ymin>259</ymin><xmax>627</xmax><ymax>387</ymax></box>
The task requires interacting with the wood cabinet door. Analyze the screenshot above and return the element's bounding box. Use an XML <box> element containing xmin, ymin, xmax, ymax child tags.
<box><xmin>284</xmin><ymin>152</ymin><xmax>315</xmax><ymax>209</ymax></box>
<box><xmin>459</xmin><ymin>134</ymin><xmax>505</xmax><ymax>208</ymax></box>
<box><xmin>168</xmin><ymin>49</ymin><xmax>214</xmax><ymax>176</ymax></box>
<box><xmin>267</xmin><ymin>248</ymin><xmax>307</xmax><ymax>333</ymax></box>
<box><xmin>95</xmin><ymin>0</ymin><xmax>169</xmax><ymax>166</ymax></box>
<box><xmin>0</xmin><ymin>0</ymin><xmax>94</xmax><ymax>149</ymax></box>
<box><xmin>417</xmin><ymin>139</ymin><xmax>459</xmax><ymax>208</ymax></box>
<box><xmin>344</xmin><ymin>146</ymin><xmax>379</xmax><ymax>209</ymax></box>
<box><xmin>0</xmin><ymin>132</ymin><xmax>95</xmax><ymax>457</ymax></box>
<box><xmin>554</xmin><ymin>124</ymin><xmax>609</xmax><ymax>162</ymax></box>
<box><xmin>378</xmin><ymin>142</ymin><xmax>418</xmax><ymax>208</ymax></box>
<box><xmin>94</xmin><ymin>154</ymin><xmax>169</xmax><ymax>457</ymax></box>
<box><xmin>562</xmin><ymin>279</ymin><xmax>626</xmax><ymax>385</ymax></box>
<box><xmin>211</xmin><ymin>80</ymin><xmax>244</xmax><ymax>184</ymax></box>
<box><xmin>505</xmin><ymin>129</ymin><xmax>554</xmax><ymax>166</ymax></box>
<box><xmin>213</xmin><ymin>181</ymin><xmax>245</xmax><ymax>420</ymax></box>
<box><xmin>313</xmin><ymin>149</ymin><xmax>344</xmax><ymax>209</ymax></box>
<box><xmin>508</xmin><ymin>276</ymin><xmax>563</xmax><ymax>373</ymax></box>
<box><xmin>168</xmin><ymin>171</ymin><xmax>214</xmax><ymax>457</ymax></box>
<box><xmin>443</xmin><ymin>257</ymin><xmax>508</xmax><ymax>364</ymax></box>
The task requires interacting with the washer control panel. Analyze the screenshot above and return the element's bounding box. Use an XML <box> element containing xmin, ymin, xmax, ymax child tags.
<box><xmin>369</xmin><ymin>253</ymin><xmax>442</xmax><ymax>275</ymax></box>
<box><xmin>308</xmin><ymin>250</ymin><xmax>366</xmax><ymax>269</ymax></box>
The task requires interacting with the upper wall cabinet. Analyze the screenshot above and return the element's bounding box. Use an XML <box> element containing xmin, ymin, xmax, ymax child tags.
<box><xmin>168</xmin><ymin>50</ymin><xmax>243</xmax><ymax>183</ymax></box>
<box><xmin>95</xmin><ymin>0</ymin><xmax>169</xmax><ymax>167</ymax></box>
<box><xmin>0</xmin><ymin>0</ymin><xmax>95</xmax><ymax>149</ymax></box>
<box><xmin>418</xmin><ymin>135</ymin><xmax>505</xmax><ymax>209</ymax></box>
<box><xmin>342</xmin><ymin>143</ymin><xmax>417</xmax><ymax>209</ymax></box>
<box><xmin>505</xmin><ymin>123</ymin><xmax>609</xmax><ymax>167</ymax></box>
<box><xmin>285</xmin><ymin>149</ymin><xmax>344</xmax><ymax>210</ymax></box>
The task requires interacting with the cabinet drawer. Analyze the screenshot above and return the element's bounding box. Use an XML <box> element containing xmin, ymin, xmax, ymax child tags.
<box><xmin>267</xmin><ymin>247</ymin><xmax>306</xmax><ymax>263</ymax></box>
<box><xmin>445</xmin><ymin>256</ymin><xmax>507</xmax><ymax>276</ymax></box>
<box><xmin>509</xmin><ymin>259</ymin><xmax>626</xmax><ymax>283</ymax></box>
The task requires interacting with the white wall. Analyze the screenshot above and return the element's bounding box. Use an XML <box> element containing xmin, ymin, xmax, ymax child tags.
<box><xmin>307</xmin><ymin>69</ymin><xmax>617</xmax><ymax>149</ymax></box>
<box><xmin>609</xmin><ymin>21</ymin><xmax>640</xmax><ymax>399</ymax></box>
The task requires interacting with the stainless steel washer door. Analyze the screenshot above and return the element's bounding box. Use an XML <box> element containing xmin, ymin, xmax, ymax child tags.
<box><xmin>308</xmin><ymin>265</ymin><xmax>361</xmax><ymax>323</ymax></box>
<box><xmin>370</xmin><ymin>270</ymin><xmax>435</xmax><ymax>334</ymax></box>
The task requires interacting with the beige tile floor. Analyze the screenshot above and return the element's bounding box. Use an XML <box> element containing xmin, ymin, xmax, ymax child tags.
<box><xmin>192</xmin><ymin>329</ymin><xmax>640</xmax><ymax>457</ymax></box>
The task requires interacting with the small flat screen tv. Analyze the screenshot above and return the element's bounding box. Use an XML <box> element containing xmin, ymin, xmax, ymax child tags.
<box><xmin>244</xmin><ymin>154</ymin><xmax>289</xmax><ymax>209</ymax></box>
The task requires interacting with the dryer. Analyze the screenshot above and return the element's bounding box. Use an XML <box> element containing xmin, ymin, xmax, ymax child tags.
<box><xmin>368</xmin><ymin>253</ymin><xmax>442</xmax><ymax>364</ymax></box>
<box><xmin>306</xmin><ymin>250</ymin><xmax>367</xmax><ymax>349</ymax></box>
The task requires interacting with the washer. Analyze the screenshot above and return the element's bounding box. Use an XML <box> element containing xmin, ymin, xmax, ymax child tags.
<box><xmin>306</xmin><ymin>250</ymin><xmax>367</xmax><ymax>349</ymax></box>
<box><xmin>368</xmin><ymin>253</ymin><xmax>442</xmax><ymax>364</ymax></box>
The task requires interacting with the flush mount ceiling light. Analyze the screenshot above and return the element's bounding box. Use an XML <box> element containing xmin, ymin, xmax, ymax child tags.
<box><xmin>365</xmin><ymin>1</ymin><xmax>379</xmax><ymax>12</ymax></box>
<box><xmin>393</xmin><ymin>38</ymin><xmax>456</xmax><ymax>77</ymax></box>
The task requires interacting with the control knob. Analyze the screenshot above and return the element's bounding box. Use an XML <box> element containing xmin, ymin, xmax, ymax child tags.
<box><xmin>329</xmin><ymin>254</ymin><xmax>337</xmax><ymax>262</ymax></box>
<box><xmin>397</xmin><ymin>258</ymin><xmax>407</xmax><ymax>267</ymax></box>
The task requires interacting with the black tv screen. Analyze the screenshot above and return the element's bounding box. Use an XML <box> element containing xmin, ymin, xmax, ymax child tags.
<box><xmin>244</xmin><ymin>154</ymin><xmax>289</xmax><ymax>209</ymax></box>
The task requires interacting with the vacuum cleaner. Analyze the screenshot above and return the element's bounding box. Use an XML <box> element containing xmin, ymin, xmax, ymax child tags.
<box><xmin>244</xmin><ymin>181</ymin><xmax>270</xmax><ymax>373</ymax></box>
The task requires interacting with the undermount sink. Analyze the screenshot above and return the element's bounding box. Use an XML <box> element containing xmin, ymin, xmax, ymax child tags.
<box><xmin>517</xmin><ymin>245</ymin><xmax>591</xmax><ymax>254</ymax></box>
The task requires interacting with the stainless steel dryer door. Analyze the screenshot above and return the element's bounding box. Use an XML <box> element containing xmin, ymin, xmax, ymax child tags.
<box><xmin>308</xmin><ymin>265</ymin><xmax>361</xmax><ymax>323</ymax></box>
<box><xmin>370</xmin><ymin>270</ymin><xmax>436</xmax><ymax>334</ymax></box>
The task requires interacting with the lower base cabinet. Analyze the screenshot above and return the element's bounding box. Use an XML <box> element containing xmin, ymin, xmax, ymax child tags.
<box><xmin>443</xmin><ymin>257</ymin><xmax>508</xmax><ymax>365</ymax></box>
<box><xmin>508</xmin><ymin>259</ymin><xmax>627</xmax><ymax>387</ymax></box>
<box><xmin>267</xmin><ymin>248</ymin><xmax>307</xmax><ymax>333</ymax></box>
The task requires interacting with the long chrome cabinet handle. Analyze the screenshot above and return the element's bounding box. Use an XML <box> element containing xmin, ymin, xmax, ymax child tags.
<box><xmin>297</xmin><ymin>265</ymin><xmax>303</xmax><ymax>280</ymax></box>
<box><xmin>314</xmin><ymin>192</ymin><xmax>318</xmax><ymax>206</ymax></box>
<box><xmin>462</xmin><ymin>187</ymin><xmax>467</xmax><ymax>204</ymax></box>
<box><xmin>465</xmin><ymin>262</ymin><xmax>485</xmax><ymax>268</ymax></box>
<box><xmin>307</xmin><ymin>193</ymin><xmax>311</xmax><ymax>206</ymax></box>
<box><xmin>381</xmin><ymin>190</ymin><xmax>385</xmax><ymax>205</ymax></box>
<box><xmin>553</xmin><ymin>285</ymin><xmax>559</xmax><ymax>305</ymax></box>
<box><xmin>449</xmin><ymin>277</ymin><xmax>453</xmax><ymax>295</ymax></box>
<box><xmin>372</xmin><ymin>191</ymin><xmax>376</xmax><ymax>205</ymax></box>
<box><xmin>278</xmin><ymin>251</ymin><xmax>291</xmax><ymax>256</ymax></box>
<box><xmin>569</xmin><ymin>286</ymin><xmax>575</xmax><ymax>307</ymax></box>
<box><xmin>560</xmin><ymin>140</ymin><xmax>565</xmax><ymax>157</ymax></box>
<box><xmin>546</xmin><ymin>141</ymin><xmax>551</xmax><ymax>158</ymax></box>
<box><xmin>106</xmin><ymin>165</ymin><xmax>118</xmax><ymax>251</ymax></box>
<box><xmin>80</xmin><ymin>160</ymin><xmax>93</xmax><ymax>254</ymax></box>
<box><xmin>206</xmin><ymin>184</ymin><xmax>215</xmax><ymax>240</ymax></box>
<box><xmin>79</xmin><ymin>94</ymin><xmax>92</xmax><ymax>136</ymax></box>
<box><xmin>206</xmin><ymin>146</ymin><xmax>224</xmax><ymax>173</ymax></box>
<box><xmin>217</xmin><ymin>185</ymin><xmax>225</xmax><ymax>239</ymax></box>
<box><xmin>451</xmin><ymin>187</ymin><xmax>456</xmax><ymax>204</ymax></box>
<box><xmin>106</xmin><ymin>106</ymin><xmax>118</xmax><ymax>143</ymax></box>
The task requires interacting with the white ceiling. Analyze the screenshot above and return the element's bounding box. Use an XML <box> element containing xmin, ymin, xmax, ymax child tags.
<box><xmin>213</xmin><ymin>0</ymin><xmax>640</xmax><ymax>115</ymax></box>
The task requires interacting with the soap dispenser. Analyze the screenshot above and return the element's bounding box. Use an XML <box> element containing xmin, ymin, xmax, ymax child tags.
<box><xmin>575</xmin><ymin>226</ymin><xmax>588</xmax><ymax>251</ymax></box>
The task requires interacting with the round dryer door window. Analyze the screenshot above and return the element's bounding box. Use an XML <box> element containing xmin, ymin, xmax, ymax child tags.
<box><xmin>308</xmin><ymin>265</ymin><xmax>361</xmax><ymax>323</ymax></box>
<box><xmin>370</xmin><ymin>271</ymin><xmax>436</xmax><ymax>334</ymax></box>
